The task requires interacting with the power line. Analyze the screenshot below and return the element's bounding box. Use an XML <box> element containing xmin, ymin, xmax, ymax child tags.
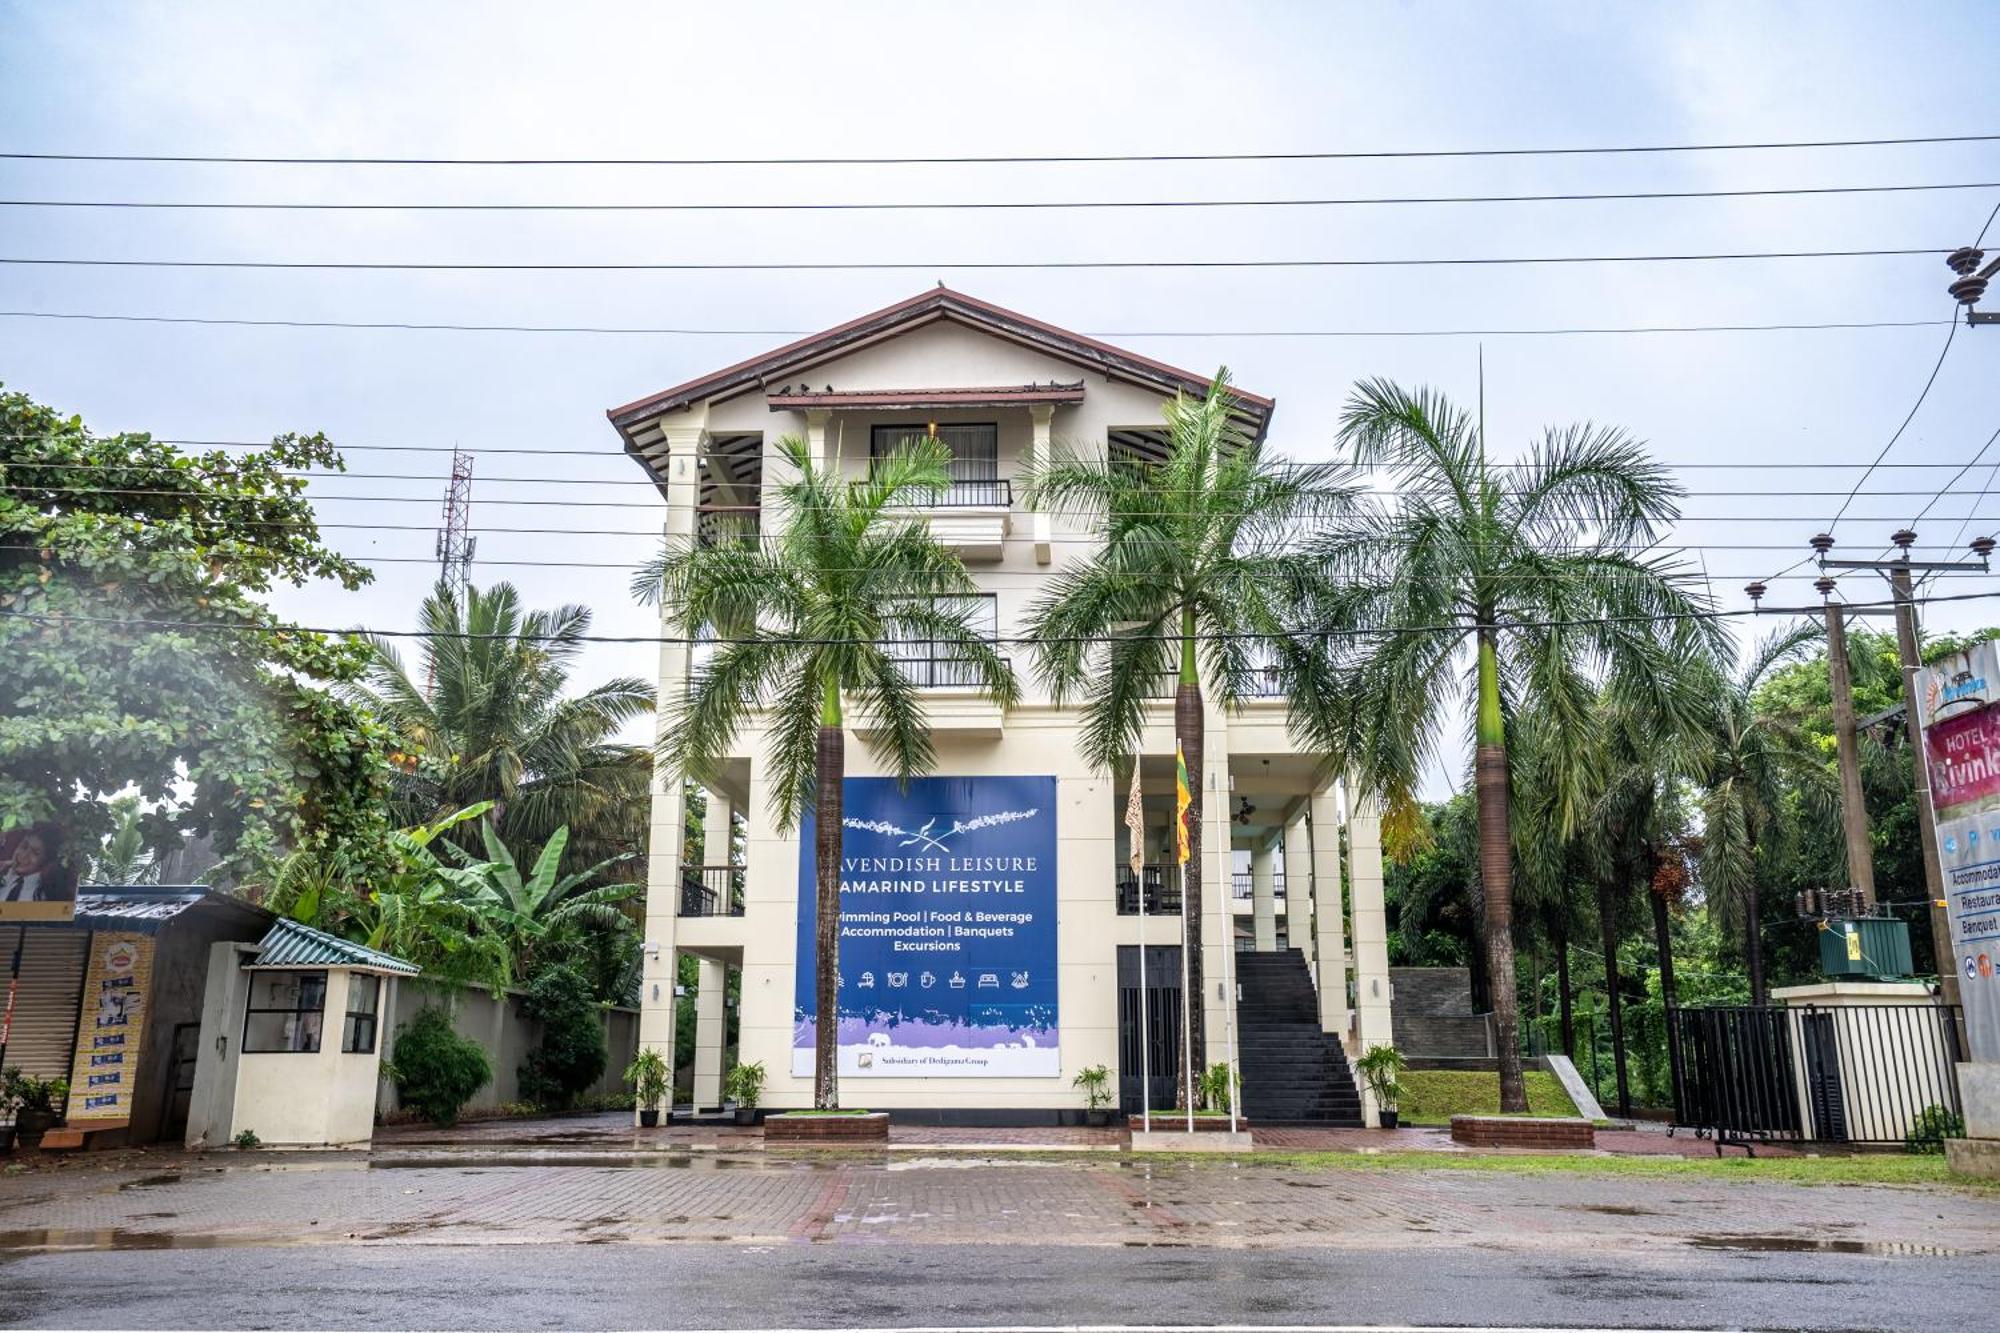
<box><xmin>8</xmin><ymin>585</ymin><xmax>2000</xmax><ymax>648</ymax></box>
<box><xmin>5</xmin><ymin>180</ymin><xmax>1995</xmax><ymax>213</ymax></box>
<box><xmin>0</xmin><ymin>309</ymin><xmax>1955</xmax><ymax>339</ymax></box>
<box><xmin>0</xmin><ymin>247</ymin><xmax>1955</xmax><ymax>273</ymax></box>
<box><xmin>7</xmin><ymin>133</ymin><xmax>1997</xmax><ymax>166</ymax></box>
<box><xmin>1910</xmin><ymin>425</ymin><xmax>2000</xmax><ymax>526</ymax></box>
<box><xmin>1828</xmin><ymin>318</ymin><xmax>1960</xmax><ymax>531</ymax></box>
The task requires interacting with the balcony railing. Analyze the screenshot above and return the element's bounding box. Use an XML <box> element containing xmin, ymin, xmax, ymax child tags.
<box><xmin>1144</xmin><ymin>664</ymin><xmax>1286</xmax><ymax>700</ymax></box>
<box><xmin>879</xmin><ymin>476</ymin><xmax>1013</xmax><ymax>509</ymax></box>
<box><xmin>1116</xmin><ymin>865</ymin><xmax>1183</xmax><ymax>915</ymax></box>
<box><xmin>678</xmin><ymin>864</ymin><xmax>744</xmax><ymax>917</ymax></box>
<box><xmin>1232</xmin><ymin>873</ymin><xmax>1288</xmax><ymax>899</ymax></box>
<box><xmin>890</xmin><ymin>651</ymin><xmax>1011</xmax><ymax>689</ymax></box>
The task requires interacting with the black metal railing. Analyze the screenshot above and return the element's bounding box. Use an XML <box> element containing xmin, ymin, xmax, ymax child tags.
<box><xmin>1666</xmin><ymin>1001</ymin><xmax>1966</xmax><ymax>1149</ymax></box>
<box><xmin>678</xmin><ymin>864</ymin><xmax>744</xmax><ymax>917</ymax></box>
<box><xmin>928</xmin><ymin>477</ymin><xmax>1012</xmax><ymax>508</ymax></box>
<box><xmin>696</xmin><ymin>505</ymin><xmax>760</xmax><ymax>547</ymax></box>
<box><xmin>888</xmin><ymin>651</ymin><xmax>1011</xmax><ymax>689</ymax></box>
<box><xmin>1116</xmin><ymin>865</ymin><xmax>1183</xmax><ymax>915</ymax></box>
<box><xmin>1143</xmin><ymin>664</ymin><xmax>1286</xmax><ymax>700</ymax></box>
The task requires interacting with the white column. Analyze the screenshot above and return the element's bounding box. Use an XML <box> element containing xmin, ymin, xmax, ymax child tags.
<box><xmin>1309</xmin><ymin>785</ymin><xmax>1350</xmax><ymax>1042</ymax></box>
<box><xmin>703</xmin><ymin>792</ymin><xmax>734</xmax><ymax>870</ymax></box>
<box><xmin>637</xmin><ymin>428</ymin><xmax>701</xmax><ymax>1121</ymax></box>
<box><xmin>1250</xmin><ymin>842</ymin><xmax>1278</xmax><ymax>952</ymax></box>
<box><xmin>1347</xmin><ymin>783</ymin><xmax>1395</xmax><ymax>1059</ymax></box>
<box><xmin>1028</xmin><ymin>403</ymin><xmax>1054</xmax><ymax>564</ymax></box>
<box><xmin>1197</xmin><ymin>717</ymin><xmax>1234</xmax><ymax>1099</ymax></box>
<box><xmin>692</xmin><ymin>957</ymin><xmax>727</xmax><ymax>1111</ymax></box>
<box><xmin>1283</xmin><ymin>812</ymin><xmax>1311</xmax><ymax>958</ymax></box>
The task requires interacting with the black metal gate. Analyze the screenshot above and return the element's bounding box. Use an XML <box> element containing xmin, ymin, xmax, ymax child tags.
<box><xmin>1117</xmin><ymin>945</ymin><xmax>1183</xmax><ymax>1116</ymax></box>
<box><xmin>1668</xmin><ymin>1002</ymin><xmax>1964</xmax><ymax>1150</ymax></box>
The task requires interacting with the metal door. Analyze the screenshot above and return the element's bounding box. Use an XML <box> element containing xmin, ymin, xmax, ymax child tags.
<box><xmin>1801</xmin><ymin>1010</ymin><xmax>1850</xmax><ymax>1142</ymax></box>
<box><xmin>156</xmin><ymin>1022</ymin><xmax>201</xmax><ymax>1143</ymax></box>
<box><xmin>1116</xmin><ymin>945</ymin><xmax>1183</xmax><ymax>1116</ymax></box>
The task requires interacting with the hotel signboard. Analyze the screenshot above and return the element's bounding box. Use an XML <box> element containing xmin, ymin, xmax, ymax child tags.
<box><xmin>1918</xmin><ymin>639</ymin><xmax>2000</xmax><ymax>1062</ymax></box>
<box><xmin>794</xmin><ymin>775</ymin><xmax>1059</xmax><ymax>1077</ymax></box>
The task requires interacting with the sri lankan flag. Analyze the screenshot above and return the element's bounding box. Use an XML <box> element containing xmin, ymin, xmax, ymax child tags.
<box><xmin>1174</xmin><ymin>742</ymin><xmax>1193</xmax><ymax>865</ymax></box>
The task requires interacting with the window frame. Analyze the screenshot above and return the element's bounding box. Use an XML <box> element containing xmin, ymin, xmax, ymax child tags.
<box><xmin>341</xmin><ymin>973</ymin><xmax>382</xmax><ymax>1055</ymax></box>
<box><xmin>869</xmin><ymin>422</ymin><xmax>1001</xmax><ymax>486</ymax></box>
<box><xmin>241</xmin><ymin>969</ymin><xmax>328</xmax><ymax>1054</ymax></box>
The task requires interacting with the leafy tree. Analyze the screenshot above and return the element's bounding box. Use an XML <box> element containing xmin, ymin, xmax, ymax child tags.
<box><xmin>517</xmin><ymin>964</ymin><xmax>608</xmax><ymax>1110</ymax></box>
<box><xmin>1306</xmin><ymin>379</ymin><xmax>1716</xmax><ymax>1112</ymax></box>
<box><xmin>1021</xmin><ymin>371</ymin><xmax>1356</xmax><ymax>1101</ymax></box>
<box><xmin>633</xmin><ymin>436</ymin><xmax>1016</xmax><ymax>1109</ymax></box>
<box><xmin>1698</xmin><ymin>623</ymin><xmax>1830</xmax><ymax>1003</ymax></box>
<box><xmin>0</xmin><ymin>387</ymin><xmax>392</xmax><ymax>884</ymax></box>
<box><xmin>350</xmin><ymin>581</ymin><xmax>654</xmax><ymax>867</ymax></box>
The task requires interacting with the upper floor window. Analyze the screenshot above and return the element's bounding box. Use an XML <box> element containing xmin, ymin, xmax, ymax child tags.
<box><xmin>872</xmin><ymin>423</ymin><xmax>1008</xmax><ymax>506</ymax></box>
<box><xmin>885</xmin><ymin>593</ymin><xmax>1000</xmax><ymax>687</ymax></box>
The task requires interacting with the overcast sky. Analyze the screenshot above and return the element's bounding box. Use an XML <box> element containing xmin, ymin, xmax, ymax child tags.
<box><xmin>4</xmin><ymin>2</ymin><xmax>1999</xmax><ymax>797</ymax></box>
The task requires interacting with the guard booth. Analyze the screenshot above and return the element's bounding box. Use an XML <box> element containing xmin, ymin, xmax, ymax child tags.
<box><xmin>1</xmin><ymin>887</ymin><xmax>275</xmax><ymax>1150</ymax></box>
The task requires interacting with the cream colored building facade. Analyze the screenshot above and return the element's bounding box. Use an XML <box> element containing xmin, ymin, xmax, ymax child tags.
<box><xmin>607</xmin><ymin>289</ymin><xmax>1393</xmax><ymax>1123</ymax></box>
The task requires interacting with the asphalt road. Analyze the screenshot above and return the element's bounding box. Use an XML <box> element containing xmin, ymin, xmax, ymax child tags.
<box><xmin>3</xmin><ymin>1240</ymin><xmax>1994</xmax><ymax>1331</ymax></box>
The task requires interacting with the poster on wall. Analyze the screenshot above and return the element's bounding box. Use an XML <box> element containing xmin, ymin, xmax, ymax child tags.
<box><xmin>66</xmin><ymin>932</ymin><xmax>154</xmax><ymax>1123</ymax></box>
<box><xmin>1917</xmin><ymin>639</ymin><xmax>2000</xmax><ymax>1063</ymax></box>
<box><xmin>794</xmin><ymin>775</ymin><xmax>1059</xmax><ymax>1077</ymax></box>
<box><xmin>0</xmin><ymin>823</ymin><xmax>78</xmax><ymax>922</ymax></box>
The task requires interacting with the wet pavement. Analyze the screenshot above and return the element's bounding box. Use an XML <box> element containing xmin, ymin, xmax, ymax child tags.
<box><xmin>1</xmin><ymin>1117</ymin><xmax>1993</xmax><ymax>1329</ymax></box>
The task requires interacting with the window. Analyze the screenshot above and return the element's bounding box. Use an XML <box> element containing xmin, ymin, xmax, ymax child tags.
<box><xmin>885</xmin><ymin>594</ymin><xmax>1000</xmax><ymax>686</ymax></box>
<box><xmin>871</xmin><ymin>423</ymin><xmax>1006</xmax><ymax>504</ymax></box>
<box><xmin>342</xmin><ymin>974</ymin><xmax>381</xmax><ymax>1054</ymax></box>
<box><xmin>242</xmin><ymin>970</ymin><xmax>327</xmax><ymax>1053</ymax></box>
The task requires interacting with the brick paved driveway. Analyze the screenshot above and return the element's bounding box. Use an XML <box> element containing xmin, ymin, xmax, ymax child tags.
<box><xmin>1</xmin><ymin>1147</ymin><xmax>1991</xmax><ymax>1255</ymax></box>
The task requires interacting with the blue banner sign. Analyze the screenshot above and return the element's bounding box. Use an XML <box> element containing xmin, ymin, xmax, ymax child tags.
<box><xmin>794</xmin><ymin>775</ymin><xmax>1059</xmax><ymax>1077</ymax></box>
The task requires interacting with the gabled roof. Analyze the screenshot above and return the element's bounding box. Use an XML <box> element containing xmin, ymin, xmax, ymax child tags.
<box><xmin>606</xmin><ymin>287</ymin><xmax>1274</xmax><ymax>458</ymax></box>
<box><xmin>66</xmin><ymin>885</ymin><xmax>274</xmax><ymax>938</ymax></box>
<box><xmin>247</xmin><ymin>917</ymin><xmax>421</xmax><ymax>976</ymax></box>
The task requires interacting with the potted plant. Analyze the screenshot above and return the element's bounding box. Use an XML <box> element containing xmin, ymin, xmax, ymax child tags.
<box><xmin>723</xmin><ymin>1060</ymin><xmax>765</xmax><ymax>1127</ymax></box>
<box><xmin>1356</xmin><ymin>1043</ymin><xmax>1407</xmax><ymax>1130</ymax></box>
<box><xmin>1072</xmin><ymin>1064</ymin><xmax>1114</xmax><ymax>1127</ymax></box>
<box><xmin>1197</xmin><ymin>1061</ymin><xmax>1238</xmax><ymax>1114</ymax></box>
<box><xmin>625</xmin><ymin>1047</ymin><xmax>670</xmax><ymax>1128</ymax></box>
<box><xmin>2</xmin><ymin>1067</ymin><xmax>69</xmax><ymax>1150</ymax></box>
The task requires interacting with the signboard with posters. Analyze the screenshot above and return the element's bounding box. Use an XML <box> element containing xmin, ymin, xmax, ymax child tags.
<box><xmin>793</xmin><ymin>775</ymin><xmax>1059</xmax><ymax>1078</ymax></box>
<box><xmin>0</xmin><ymin>823</ymin><xmax>77</xmax><ymax>923</ymax></box>
<box><xmin>1917</xmin><ymin>639</ymin><xmax>2000</xmax><ymax>1063</ymax></box>
<box><xmin>65</xmin><ymin>933</ymin><xmax>155</xmax><ymax>1123</ymax></box>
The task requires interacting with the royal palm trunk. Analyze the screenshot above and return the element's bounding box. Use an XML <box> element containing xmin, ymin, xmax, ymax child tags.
<box><xmin>1745</xmin><ymin>831</ymin><xmax>1767</xmax><ymax>1006</ymax></box>
<box><xmin>1555</xmin><ymin>919</ymin><xmax>1575</xmax><ymax>1059</ymax></box>
<box><xmin>1650</xmin><ymin>883</ymin><xmax>1677</xmax><ymax>1010</ymax></box>
<box><xmin>814</xmin><ymin>718</ymin><xmax>844</xmax><ymax>1109</ymax></box>
<box><xmin>1474</xmin><ymin>628</ymin><xmax>1528</xmax><ymax>1113</ymax></box>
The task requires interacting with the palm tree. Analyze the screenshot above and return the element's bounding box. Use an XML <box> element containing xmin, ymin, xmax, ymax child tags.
<box><xmin>89</xmin><ymin>794</ymin><xmax>160</xmax><ymax>885</ymax></box>
<box><xmin>1021</xmin><ymin>370</ymin><xmax>1357</xmax><ymax>1105</ymax></box>
<box><xmin>1308</xmin><ymin>379</ymin><xmax>1716</xmax><ymax>1112</ymax></box>
<box><xmin>633</xmin><ymin>436</ymin><xmax>1017</xmax><ymax>1109</ymax></box>
<box><xmin>351</xmin><ymin>581</ymin><xmax>654</xmax><ymax>864</ymax></box>
<box><xmin>1697</xmin><ymin>622</ymin><xmax>1827</xmax><ymax>1004</ymax></box>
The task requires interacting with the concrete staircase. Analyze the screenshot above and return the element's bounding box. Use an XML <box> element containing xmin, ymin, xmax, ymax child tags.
<box><xmin>1231</xmin><ymin>949</ymin><xmax>1364</xmax><ymax>1126</ymax></box>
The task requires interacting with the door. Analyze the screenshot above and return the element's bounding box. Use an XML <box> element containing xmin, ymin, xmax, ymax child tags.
<box><xmin>156</xmin><ymin>1022</ymin><xmax>201</xmax><ymax>1143</ymax></box>
<box><xmin>1117</xmin><ymin>945</ymin><xmax>1183</xmax><ymax>1116</ymax></box>
<box><xmin>1801</xmin><ymin>1010</ymin><xmax>1849</xmax><ymax>1142</ymax></box>
<box><xmin>0</xmin><ymin>928</ymin><xmax>90</xmax><ymax>1120</ymax></box>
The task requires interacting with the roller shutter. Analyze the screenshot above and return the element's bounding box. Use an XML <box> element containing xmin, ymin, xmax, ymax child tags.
<box><xmin>0</xmin><ymin>928</ymin><xmax>90</xmax><ymax>1094</ymax></box>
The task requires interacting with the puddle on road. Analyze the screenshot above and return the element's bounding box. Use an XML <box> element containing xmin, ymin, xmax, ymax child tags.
<box><xmin>1687</xmin><ymin>1234</ymin><xmax>1963</xmax><ymax>1258</ymax></box>
<box><xmin>0</xmin><ymin>1228</ymin><xmax>318</xmax><ymax>1252</ymax></box>
<box><xmin>367</xmin><ymin>1152</ymin><xmax>790</xmax><ymax>1172</ymax></box>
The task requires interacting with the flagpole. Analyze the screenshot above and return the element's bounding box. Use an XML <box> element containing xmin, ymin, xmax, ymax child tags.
<box><xmin>1221</xmin><ymin>848</ymin><xmax>1240</xmax><ymax>1136</ymax></box>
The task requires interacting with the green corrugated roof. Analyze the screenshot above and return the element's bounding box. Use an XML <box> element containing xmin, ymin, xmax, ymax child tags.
<box><xmin>248</xmin><ymin>917</ymin><xmax>421</xmax><ymax>976</ymax></box>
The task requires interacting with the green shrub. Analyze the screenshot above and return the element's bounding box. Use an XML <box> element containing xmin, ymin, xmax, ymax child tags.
<box><xmin>386</xmin><ymin>1006</ymin><xmax>492</xmax><ymax>1126</ymax></box>
<box><xmin>518</xmin><ymin>965</ymin><xmax>607</xmax><ymax>1110</ymax></box>
<box><xmin>1197</xmin><ymin>1061</ymin><xmax>1238</xmax><ymax>1112</ymax></box>
<box><xmin>1905</xmin><ymin>1102</ymin><xmax>1965</xmax><ymax>1155</ymax></box>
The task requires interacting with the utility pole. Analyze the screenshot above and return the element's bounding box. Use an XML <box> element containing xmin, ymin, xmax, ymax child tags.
<box><xmin>1814</xmin><ymin>529</ymin><xmax>1996</xmax><ymax>1009</ymax></box>
<box><xmin>435</xmin><ymin>446</ymin><xmax>477</xmax><ymax>600</ymax></box>
<box><xmin>1820</xmin><ymin>585</ymin><xmax>1877</xmax><ymax>907</ymax></box>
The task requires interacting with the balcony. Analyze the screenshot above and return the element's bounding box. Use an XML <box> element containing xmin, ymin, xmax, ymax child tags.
<box><xmin>907</xmin><ymin>478</ymin><xmax>1013</xmax><ymax>560</ymax></box>
<box><xmin>1117</xmin><ymin>865</ymin><xmax>1184</xmax><ymax>915</ymax></box>
<box><xmin>678</xmin><ymin>865</ymin><xmax>744</xmax><ymax>917</ymax></box>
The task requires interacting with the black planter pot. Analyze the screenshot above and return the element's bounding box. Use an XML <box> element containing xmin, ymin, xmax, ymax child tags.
<box><xmin>734</xmin><ymin>1107</ymin><xmax>758</xmax><ymax>1127</ymax></box>
<box><xmin>638</xmin><ymin>1109</ymin><xmax>661</xmax><ymax>1128</ymax></box>
<box><xmin>1084</xmin><ymin>1109</ymin><xmax>1113</xmax><ymax>1128</ymax></box>
<box><xmin>14</xmin><ymin>1108</ymin><xmax>56</xmax><ymax>1149</ymax></box>
<box><xmin>1378</xmin><ymin>1109</ymin><xmax>1400</xmax><ymax>1130</ymax></box>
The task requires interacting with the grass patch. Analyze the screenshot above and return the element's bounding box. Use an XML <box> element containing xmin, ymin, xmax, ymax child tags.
<box><xmin>1398</xmin><ymin>1069</ymin><xmax>1578</xmax><ymax>1124</ymax></box>
<box><xmin>1142</xmin><ymin>1109</ymin><xmax>1235</xmax><ymax>1118</ymax></box>
<box><xmin>770</xmin><ymin>1109</ymin><xmax>876</xmax><ymax>1117</ymax></box>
